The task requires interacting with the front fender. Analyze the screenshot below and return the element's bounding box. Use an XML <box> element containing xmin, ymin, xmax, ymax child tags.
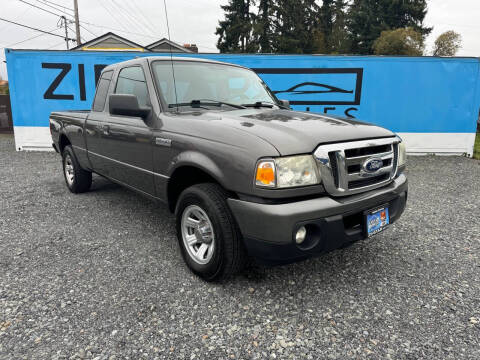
<box><xmin>168</xmin><ymin>150</ymin><xmax>228</xmax><ymax>188</ymax></box>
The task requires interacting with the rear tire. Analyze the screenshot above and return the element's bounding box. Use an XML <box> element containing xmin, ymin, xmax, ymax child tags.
<box><xmin>175</xmin><ymin>183</ymin><xmax>247</xmax><ymax>281</ymax></box>
<box><xmin>62</xmin><ymin>145</ymin><xmax>92</xmax><ymax>193</ymax></box>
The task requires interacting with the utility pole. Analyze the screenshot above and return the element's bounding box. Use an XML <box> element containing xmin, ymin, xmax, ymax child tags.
<box><xmin>73</xmin><ymin>0</ymin><xmax>81</xmax><ymax>45</ymax></box>
<box><xmin>61</xmin><ymin>16</ymin><xmax>70</xmax><ymax>49</ymax></box>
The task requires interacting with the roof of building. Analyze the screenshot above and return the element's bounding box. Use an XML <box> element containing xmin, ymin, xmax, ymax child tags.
<box><xmin>71</xmin><ymin>32</ymin><xmax>149</xmax><ymax>51</ymax></box>
<box><xmin>145</xmin><ymin>38</ymin><xmax>194</xmax><ymax>53</ymax></box>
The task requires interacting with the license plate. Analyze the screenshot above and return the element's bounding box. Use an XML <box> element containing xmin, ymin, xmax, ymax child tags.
<box><xmin>365</xmin><ymin>206</ymin><xmax>390</xmax><ymax>237</ymax></box>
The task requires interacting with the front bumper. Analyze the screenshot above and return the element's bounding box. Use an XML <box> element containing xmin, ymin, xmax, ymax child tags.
<box><xmin>228</xmin><ymin>174</ymin><xmax>408</xmax><ymax>264</ymax></box>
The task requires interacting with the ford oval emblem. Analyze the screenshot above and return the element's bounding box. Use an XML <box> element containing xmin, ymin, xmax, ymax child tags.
<box><xmin>363</xmin><ymin>158</ymin><xmax>384</xmax><ymax>173</ymax></box>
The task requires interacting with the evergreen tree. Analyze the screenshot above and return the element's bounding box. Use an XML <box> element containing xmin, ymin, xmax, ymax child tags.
<box><xmin>382</xmin><ymin>0</ymin><xmax>432</xmax><ymax>36</ymax></box>
<box><xmin>319</xmin><ymin>0</ymin><xmax>334</xmax><ymax>52</ymax></box>
<box><xmin>253</xmin><ymin>0</ymin><xmax>274</xmax><ymax>53</ymax></box>
<box><xmin>271</xmin><ymin>0</ymin><xmax>320</xmax><ymax>53</ymax></box>
<box><xmin>329</xmin><ymin>0</ymin><xmax>351</xmax><ymax>53</ymax></box>
<box><xmin>313</xmin><ymin>0</ymin><xmax>351</xmax><ymax>54</ymax></box>
<box><xmin>312</xmin><ymin>29</ymin><xmax>328</xmax><ymax>54</ymax></box>
<box><xmin>348</xmin><ymin>0</ymin><xmax>432</xmax><ymax>55</ymax></box>
<box><xmin>216</xmin><ymin>0</ymin><xmax>257</xmax><ymax>53</ymax></box>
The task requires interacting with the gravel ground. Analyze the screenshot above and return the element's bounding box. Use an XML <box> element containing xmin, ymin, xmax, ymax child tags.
<box><xmin>0</xmin><ymin>134</ymin><xmax>479</xmax><ymax>359</ymax></box>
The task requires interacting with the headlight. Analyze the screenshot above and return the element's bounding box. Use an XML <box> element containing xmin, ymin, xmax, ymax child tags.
<box><xmin>255</xmin><ymin>155</ymin><xmax>320</xmax><ymax>188</ymax></box>
<box><xmin>398</xmin><ymin>141</ymin><xmax>407</xmax><ymax>166</ymax></box>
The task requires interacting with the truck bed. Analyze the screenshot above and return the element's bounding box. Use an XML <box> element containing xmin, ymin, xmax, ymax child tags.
<box><xmin>50</xmin><ymin>111</ymin><xmax>90</xmax><ymax>153</ymax></box>
<box><xmin>51</xmin><ymin>110</ymin><xmax>90</xmax><ymax>118</ymax></box>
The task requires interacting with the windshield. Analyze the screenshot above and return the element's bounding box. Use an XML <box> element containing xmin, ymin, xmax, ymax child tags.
<box><xmin>151</xmin><ymin>60</ymin><xmax>280</xmax><ymax>110</ymax></box>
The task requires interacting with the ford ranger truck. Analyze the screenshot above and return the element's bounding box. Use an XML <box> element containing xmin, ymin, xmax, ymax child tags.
<box><xmin>50</xmin><ymin>57</ymin><xmax>407</xmax><ymax>281</ymax></box>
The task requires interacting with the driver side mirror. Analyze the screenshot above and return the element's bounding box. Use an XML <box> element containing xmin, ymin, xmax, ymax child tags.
<box><xmin>109</xmin><ymin>94</ymin><xmax>150</xmax><ymax>119</ymax></box>
<box><xmin>279</xmin><ymin>99</ymin><xmax>290</xmax><ymax>109</ymax></box>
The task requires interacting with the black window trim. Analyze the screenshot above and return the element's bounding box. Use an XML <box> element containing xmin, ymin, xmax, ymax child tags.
<box><xmin>114</xmin><ymin>65</ymin><xmax>150</xmax><ymax>107</ymax></box>
<box><xmin>92</xmin><ymin>70</ymin><xmax>113</xmax><ymax>112</ymax></box>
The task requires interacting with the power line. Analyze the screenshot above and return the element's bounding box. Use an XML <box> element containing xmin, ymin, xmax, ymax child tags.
<box><xmin>0</xmin><ymin>14</ymin><xmax>212</xmax><ymax>53</ymax></box>
<box><xmin>108</xmin><ymin>0</ymin><xmax>144</xmax><ymax>33</ymax></box>
<box><xmin>38</xmin><ymin>0</ymin><xmax>74</xmax><ymax>12</ymax></box>
<box><xmin>77</xmin><ymin>19</ymin><xmax>216</xmax><ymax>52</ymax></box>
<box><xmin>96</xmin><ymin>0</ymin><xmax>130</xmax><ymax>33</ymax></box>
<box><xmin>79</xmin><ymin>20</ymin><xmax>159</xmax><ymax>39</ymax></box>
<box><xmin>25</xmin><ymin>8</ymin><xmax>210</xmax><ymax>52</ymax></box>
<box><xmin>16</xmin><ymin>0</ymin><xmax>82</xmax><ymax>46</ymax></box>
<box><xmin>0</xmin><ymin>17</ymin><xmax>76</xmax><ymax>42</ymax></box>
<box><xmin>109</xmin><ymin>0</ymin><xmax>154</xmax><ymax>37</ymax></box>
<box><xmin>66</xmin><ymin>24</ymin><xmax>76</xmax><ymax>37</ymax></box>
<box><xmin>111</xmin><ymin>0</ymin><xmax>156</xmax><ymax>37</ymax></box>
<box><xmin>46</xmin><ymin>40</ymin><xmax>67</xmax><ymax>49</ymax></box>
<box><xmin>0</xmin><ymin>27</ymin><xmax>58</xmax><ymax>48</ymax></box>
<box><xmin>78</xmin><ymin>18</ymin><xmax>176</xmax><ymax>43</ymax></box>
<box><xmin>125</xmin><ymin>1</ymin><xmax>160</xmax><ymax>36</ymax></box>
<box><xmin>34</xmin><ymin>0</ymin><xmax>74</xmax><ymax>16</ymax></box>
<box><xmin>19</xmin><ymin>0</ymin><xmax>92</xmax><ymax>46</ymax></box>
<box><xmin>0</xmin><ymin>7</ymin><xmax>31</xmax><ymax>33</ymax></box>
<box><xmin>17</xmin><ymin>0</ymin><xmax>67</xmax><ymax>19</ymax></box>
<box><xmin>80</xmin><ymin>24</ymin><xmax>97</xmax><ymax>38</ymax></box>
<box><xmin>67</xmin><ymin>24</ymin><xmax>84</xmax><ymax>43</ymax></box>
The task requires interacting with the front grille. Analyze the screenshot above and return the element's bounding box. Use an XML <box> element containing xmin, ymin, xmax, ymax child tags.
<box><xmin>349</xmin><ymin>173</ymin><xmax>390</xmax><ymax>189</ymax></box>
<box><xmin>344</xmin><ymin>144</ymin><xmax>391</xmax><ymax>158</ymax></box>
<box><xmin>314</xmin><ymin>137</ymin><xmax>400</xmax><ymax>196</ymax></box>
<box><xmin>328</xmin><ymin>152</ymin><xmax>339</xmax><ymax>188</ymax></box>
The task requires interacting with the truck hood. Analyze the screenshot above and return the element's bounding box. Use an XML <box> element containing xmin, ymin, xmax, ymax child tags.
<box><xmin>215</xmin><ymin>109</ymin><xmax>395</xmax><ymax>155</ymax></box>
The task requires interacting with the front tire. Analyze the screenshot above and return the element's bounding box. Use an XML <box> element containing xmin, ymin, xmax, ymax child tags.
<box><xmin>175</xmin><ymin>183</ymin><xmax>246</xmax><ymax>281</ymax></box>
<box><xmin>62</xmin><ymin>145</ymin><xmax>92</xmax><ymax>193</ymax></box>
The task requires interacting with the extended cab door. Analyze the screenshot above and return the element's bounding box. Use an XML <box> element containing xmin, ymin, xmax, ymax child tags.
<box><xmin>92</xmin><ymin>65</ymin><xmax>156</xmax><ymax>196</ymax></box>
<box><xmin>85</xmin><ymin>70</ymin><xmax>114</xmax><ymax>174</ymax></box>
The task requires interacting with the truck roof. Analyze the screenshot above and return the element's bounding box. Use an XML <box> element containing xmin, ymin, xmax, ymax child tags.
<box><xmin>101</xmin><ymin>56</ymin><xmax>249</xmax><ymax>73</ymax></box>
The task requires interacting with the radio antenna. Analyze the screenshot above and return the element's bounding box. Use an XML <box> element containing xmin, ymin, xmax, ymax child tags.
<box><xmin>163</xmin><ymin>0</ymin><xmax>179</xmax><ymax>112</ymax></box>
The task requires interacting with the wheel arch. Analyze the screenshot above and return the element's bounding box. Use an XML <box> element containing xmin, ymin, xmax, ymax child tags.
<box><xmin>58</xmin><ymin>133</ymin><xmax>71</xmax><ymax>153</ymax></box>
<box><xmin>166</xmin><ymin>153</ymin><xmax>235</xmax><ymax>212</ymax></box>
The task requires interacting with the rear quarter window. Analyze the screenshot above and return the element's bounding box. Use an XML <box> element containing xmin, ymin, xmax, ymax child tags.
<box><xmin>92</xmin><ymin>70</ymin><xmax>113</xmax><ymax>112</ymax></box>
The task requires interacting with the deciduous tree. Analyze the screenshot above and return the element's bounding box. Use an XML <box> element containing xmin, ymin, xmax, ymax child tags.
<box><xmin>372</xmin><ymin>27</ymin><xmax>424</xmax><ymax>56</ymax></box>
<box><xmin>432</xmin><ymin>30</ymin><xmax>462</xmax><ymax>56</ymax></box>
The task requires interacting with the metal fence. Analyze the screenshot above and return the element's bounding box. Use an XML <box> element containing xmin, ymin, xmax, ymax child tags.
<box><xmin>0</xmin><ymin>95</ymin><xmax>13</xmax><ymax>133</ymax></box>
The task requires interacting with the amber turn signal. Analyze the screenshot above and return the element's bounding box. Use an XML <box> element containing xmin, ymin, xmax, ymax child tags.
<box><xmin>255</xmin><ymin>160</ymin><xmax>276</xmax><ymax>187</ymax></box>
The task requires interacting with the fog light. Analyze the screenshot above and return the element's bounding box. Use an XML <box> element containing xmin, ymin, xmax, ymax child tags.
<box><xmin>295</xmin><ymin>226</ymin><xmax>307</xmax><ymax>244</ymax></box>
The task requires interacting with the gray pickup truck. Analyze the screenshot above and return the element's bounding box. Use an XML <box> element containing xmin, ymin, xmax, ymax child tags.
<box><xmin>50</xmin><ymin>57</ymin><xmax>407</xmax><ymax>281</ymax></box>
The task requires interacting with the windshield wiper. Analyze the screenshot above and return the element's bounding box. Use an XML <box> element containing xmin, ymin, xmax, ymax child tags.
<box><xmin>242</xmin><ymin>101</ymin><xmax>287</xmax><ymax>109</ymax></box>
<box><xmin>168</xmin><ymin>100</ymin><xmax>246</xmax><ymax>110</ymax></box>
